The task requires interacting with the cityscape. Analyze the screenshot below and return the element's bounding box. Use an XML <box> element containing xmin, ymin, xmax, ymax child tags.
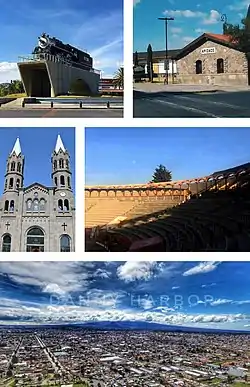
<box><xmin>0</xmin><ymin>261</ymin><xmax>249</xmax><ymax>386</ymax></box>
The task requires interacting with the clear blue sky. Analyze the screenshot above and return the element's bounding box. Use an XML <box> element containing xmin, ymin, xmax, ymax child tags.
<box><xmin>134</xmin><ymin>0</ymin><xmax>248</xmax><ymax>51</ymax></box>
<box><xmin>0</xmin><ymin>0</ymin><xmax>123</xmax><ymax>82</ymax></box>
<box><xmin>0</xmin><ymin>261</ymin><xmax>250</xmax><ymax>330</ymax></box>
<box><xmin>85</xmin><ymin>127</ymin><xmax>250</xmax><ymax>185</ymax></box>
<box><xmin>0</xmin><ymin>127</ymin><xmax>75</xmax><ymax>191</ymax></box>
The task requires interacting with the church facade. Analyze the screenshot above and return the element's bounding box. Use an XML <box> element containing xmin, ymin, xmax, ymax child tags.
<box><xmin>0</xmin><ymin>135</ymin><xmax>75</xmax><ymax>252</ymax></box>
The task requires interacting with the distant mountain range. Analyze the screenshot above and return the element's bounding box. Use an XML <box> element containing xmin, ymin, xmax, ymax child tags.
<box><xmin>0</xmin><ymin>320</ymin><xmax>249</xmax><ymax>334</ymax></box>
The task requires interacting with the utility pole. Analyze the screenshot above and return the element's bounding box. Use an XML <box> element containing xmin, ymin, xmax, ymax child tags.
<box><xmin>158</xmin><ymin>17</ymin><xmax>174</xmax><ymax>85</ymax></box>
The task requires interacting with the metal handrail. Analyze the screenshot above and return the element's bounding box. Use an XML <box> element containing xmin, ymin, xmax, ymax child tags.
<box><xmin>17</xmin><ymin>53</ymin><xmax>101</xmax><ymax>74</ymax></box>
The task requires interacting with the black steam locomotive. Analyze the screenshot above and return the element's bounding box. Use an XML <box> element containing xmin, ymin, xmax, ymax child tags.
<box><xmin>33</xmin><ymin>33</ymin><xmax>93</xmax><ymax>71</ymax></box>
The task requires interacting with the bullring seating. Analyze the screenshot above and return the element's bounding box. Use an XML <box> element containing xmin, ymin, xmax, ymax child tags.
<box><xmin>92</xmin><ymin>180</ymin><xmax>250</xmax><ymax>252</ymax></box>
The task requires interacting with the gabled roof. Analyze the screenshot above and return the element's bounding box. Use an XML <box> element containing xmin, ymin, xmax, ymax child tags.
<box><xmin>175</xmin><ymin>33</ymin><xmax>240</xmax><ymax>60</ymax></box>
<box><xmin>24</xmin><ymin>182</ymin><xmax>50</xmax><ymax>193</ymax></box>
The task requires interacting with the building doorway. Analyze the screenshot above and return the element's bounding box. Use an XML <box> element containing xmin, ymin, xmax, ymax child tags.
<box><xmin>26</xmin><ymin>227</ymin><xmax>45</xmax><ymax>252</ymax></box>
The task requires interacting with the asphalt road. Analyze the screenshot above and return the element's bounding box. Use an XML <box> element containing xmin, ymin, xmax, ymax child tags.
<box><xmin>133</xmin><ymin>90</ymin><xmax>250</xmax><ymax>117</ymax></box>
<box><xmin>0</xmin><ymin>108</ymin><xmax>123</xmax><ymax>118</ymax></box>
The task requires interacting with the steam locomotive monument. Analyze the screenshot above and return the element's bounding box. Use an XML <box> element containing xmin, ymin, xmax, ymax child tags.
<box><xmin>17</xmin><ymin>33</ymin><xmax>100</xmax><ymax>97</ymax></box>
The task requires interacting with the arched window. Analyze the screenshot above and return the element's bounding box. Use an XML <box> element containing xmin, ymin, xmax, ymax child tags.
<box><xmin>7</xmin><ymin>163</ymin><xmax>9</xmax><ymax>172</ymax></box>
<box><xmin>17</xmin><ymin>162</ymin><xmax>22</xmax><ymax>172</ymax></box>
<box><xmin>4</xmin><ymin>201</ymin><xmax>9</xmax><ymax>211</ymax></box>
<box><xmin>59</xmin><ymin>159</ymin><xmax>64</xmax><ymax>168</ymax></box>
<box><xmin>26</xmin><ymin>199</ymin><xmax>32</xmax><ymax>211</ymax></box>
<box><xmin>60</xmin><ymin>175</ymin><xmax>65</xmax><ymax>186</ymax></box>
<box><xmin>4</xmin><ymin>179</ymin><xmax>7</xmax><ymax>190</ymax></box>
<box><xmin>26</xmin><ymin>227</ymin><xmax>44</xmax><ymax>252</ymax></box>
<box><xmin>40</xmin><ymin>199</ymin><xmax>45</xmax><ymax>212</ymax></box>
<box><xmin>64</xmin><ymin>199</ymin><xmax>69</xmax><ymax>211</ymax></box>
<box><xmin>53</xmin><ymin>160</ymin><xmax>57</xmax><ymax>171</ymax></box>
<box><xmin>10</xmin><ymin>162</ymin><xmax>15</xmax><ymax>171</ymax></box>
<box><xmin>67</xmin><ymin>176</ymin><xmax>71</xmax><ymax>188</ymax></box>
<box><xmin>58</xmin><ymin>199</ymin><xmax>63</xmax><ymax>211</ymax></box>
<box><xmin>9</xmin><ymin>178</ymin><xmax>13</xmax><ymax>189</ymax></box>
<box><xmin>66</xmin><ymin>160</ymin><xmax>69</xmax><ymax>169</ymax></box>
<box><xmin>195</xmin><ymin>60</ymin><xmax>202</xmax><ymax>74</ymax></box>
<box><xmin>33</xmin><ymin>199</ymin><xmax>39</xmax><ymax>212</ymax></box>
<box><xmin>60</xmin><ymin>235</ymin><xmax>70</xmax><ymax>252</ymax></box>
<box><xmin>54</xmin><ymin>177</ymin><xmax>58</xmax><ymax>187</ymax></box>
<box><xmin>9</xmin><ymin>200</ymin><xmax>14</xmax><ymax>212</ymax></box>
<box><xmin>16</xmin><ymin>179</ymin><xmax>20</xmax><ymax>189</ymax></box>
<box><xmin>2</xmin><ymin>234</ymin><xmax>11</xmax><ymax>252</ymax></box>
<box><xmin>217</xmin><ymin>58</ymin><xmax>224</xmax><ymax>73</ymax></box>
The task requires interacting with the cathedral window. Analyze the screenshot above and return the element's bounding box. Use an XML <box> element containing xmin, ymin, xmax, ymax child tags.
<box><xmin>195</xmin><ymin>60</ymin><xmax>202</xmax><ymax>74</ymax></box>
<box><xmin>2</xmin><ymin>234</ymin><xmax>11</xmax><ymax>252</ymax></box>
<box><xmin>10</xmin><ymin>162</ymin><xmax>15</xmax><ymax>171</ymax></box>
<box><xmin>67</xmin><ymin>176</ymin><xmax>71</xmax><ymax>188</ymax></box>
<box><xmin>60</xmin><ymin>234</ymin><xmax>70</xmax><ymax>252</ymax></box>
<box><xmin>54</xmin><ymin>177</ymin><xmax>58</xmax><ymax>186</ymax></box>
<box><xmin>33</xmin><ymin>199</ymin><xmax>39</xmax><ymax>212</ymax></box>
<box><xmin>7</xmin><ymin>163</ymin><xmax>9</xmax><ymax>172</ymax></box>
<box><xmin>17</xmin><ymin>162</ymin><xmax>22</xmax><ymax>172</ymax></box>
<box><xmin>59</xmin><ymin>159</ymin><xmax>64</xmax><ymax>168</ymax></box>
<box><xmin>58</xmin><ymin>199</ymin><xmax>63</xmax><ymax>211</ymax></box>
<box><xmin>16</xmin><ymin>179</ymin><xmax>20</xmax><ymax>189</ymax></box>
<box><xmin>66</xmin><ymin>160</ymin><xmax>69</xmax><ymax>169</ymax></box>
<box><xmin>53</xmin><ymin>160</ymin><xmax>57</xmax><ymax>171</ymax></box>
<box><xmin>64</xmin><ymin>199</ymin><xmax>69</xmax><ymax>211</ymax></box>
<box><xmin>4</xmin><ymin>201</ymin><xmax>9</xmax><ymax>211</ymax></box>
<box><xmin>9</xmin><ymin>200</ymin><xmax>14</xmax><ymax>212</ymax></box>
<box><xmin>9</xmin><ymin>178</ymin><xmax>13</xmax><ymax>189</ymax></box>
<box><xmin>40</xmin><ymin>199</ymin><xmax>45</xmax><ymax>212</ymax></box>
<box><xmin>4</xmin><ymin>179</ymin><xmax>7</xmax><ymax>190</ymax></box>
<box><xmin>60</xmin><ymin>175</ymin><xmax>65</xmax><ymax>186</ymax></box>
<box><xmin>26</xmin><ymin>227</ymin><xmax>44</xmax><ymax>252</ymax></box>
<box><xmin>26</xmin><ymin>199</ymin><xmax>32</xmax><ymax>211</ymax></box>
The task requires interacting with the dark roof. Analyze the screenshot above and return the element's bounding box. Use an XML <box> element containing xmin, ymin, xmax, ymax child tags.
<box><xmin>175</xmin><ymin>33</ymin><xmax>242</xmax><ymax>60</ymax></box>
<box><xmin>212</xmin><ymin>162</ymin><xmax>250</xmax><ymax>178</ymax></box>
<box><xmin>133</xmin><ymin>49</ymin><xmax>181</xmax><ymax>61</ymax></box>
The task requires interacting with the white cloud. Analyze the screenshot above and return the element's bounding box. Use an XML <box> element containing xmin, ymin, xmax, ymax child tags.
<box><xmin>170</xmin><ymin>27</ymin><xmax>182</xmax><ymax>34</ymax></box>
<box><xmin>163</xmin><ymin>9</ymin><xmax>205</xmax><ymax>18</ymax></box>
<box><xmin>117</xmin><ymin>262</ymin><xmax>157</xmax><ymax>282</ymax></box>
<box><xmin>163</xmin><ymin>9</ymin><xmax>220</xmax><ymax>25</ymax></box>
<box><xmin>203</xmin><ymin>10</ymin><xmax>220</xmax><ymax>25</ymax></box>
<box><xmin>0</xmin><ymin>262</ymin><xmax>88</xmax><ymax>293</ymax></box>
<box><xmin>0</xmin><ymin>62</ymin><xmax>20</xmax><ymax>83</ymax></box>
<box><xmin>210</xmin><ymin>299</ymin><xmax>232</xmax><ymax>306</ymax></box>
<box><xmin>172</xmin><ymin>286</ymin><xmax>180</xmax><ymax>290</ymax></box>
<box><xmin>182</xmin><ymin>36</ymin><xmax>195</xmax><ymax>44</ymax></box>
<box><xmin>183</xmin><ymin>262</ymin><xmax>220</xmax><ymax>276</ymax></box>
<box><xmin>195</xmin><ymin>28</ymin><xmax>205</xmax><ymax>33</ymax></box>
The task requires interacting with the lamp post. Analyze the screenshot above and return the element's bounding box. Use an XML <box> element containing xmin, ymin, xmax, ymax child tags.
<box><xmin>158</xmin><ymin>16</ymin><xmax>174</xmax><ymax>85</ymax></box>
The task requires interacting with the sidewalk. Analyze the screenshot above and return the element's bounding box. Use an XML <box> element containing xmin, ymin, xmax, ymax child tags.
<box><xmin>133</xmin><ymin>82</ymin><xmax>250</xmax><ymax>93</ymax></box>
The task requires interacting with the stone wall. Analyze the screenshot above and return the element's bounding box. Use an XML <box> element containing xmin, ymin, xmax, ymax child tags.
<box><xmin>176</xmin><ymin>40</ymin><xmax>248</xmax><ymax>85</ymax></box>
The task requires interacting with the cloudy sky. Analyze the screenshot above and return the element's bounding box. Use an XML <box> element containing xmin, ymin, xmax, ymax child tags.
<box><xmin>0</xmin><ymin>261</ymin><xmax>250</xmax><ymax>331</ymax></box>
<box><xmin>0</xmin><ymin>0</ymin><xmax>123</xmax><ymax>82</ymax></box>
<box><xmin>134</xmin><ymin>0</ymin><xmax>249</xmax><ymax>51</ymax></box>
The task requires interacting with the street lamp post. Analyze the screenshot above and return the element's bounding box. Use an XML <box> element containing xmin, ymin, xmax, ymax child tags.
<box><xmin>158</xmin><ymin>17</ymin><xmax>174</xmax><ymax>85</ymax></box>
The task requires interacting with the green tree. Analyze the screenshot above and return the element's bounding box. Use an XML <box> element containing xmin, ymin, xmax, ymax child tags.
<box><xmin>146</xmin><ymin>44</ymin><xmax>154</xmax><ymax>82</ymax></box>
<box><xmin>113</xmin><ymin>67</ymin><xmax>124</xmax><ymax>89</ymax></box>
<box><xmin>151</xmin><ymin>164</ymin><xmax>172</xmax><ymax>183</ymax></box>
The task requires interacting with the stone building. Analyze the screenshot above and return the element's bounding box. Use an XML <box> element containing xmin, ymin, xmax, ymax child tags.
<box><xmin>0</xmin><ymin>135</ymin><xmax>75</xmax><ymax>252</ymax></box>
<box><xmin>175</xmin><ymin>33</ymin><xmax>249</xmax><ymax>86</ymax></box>
<box><xmin>134</xmin><ymin>33</ymin><xmax>250</xmax><ymax>85</ymax></box>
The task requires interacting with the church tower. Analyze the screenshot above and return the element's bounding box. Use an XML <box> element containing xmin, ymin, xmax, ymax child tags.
<box><xmin>51</xmin><ymin>135</ymin><xmax>72</xmax><ymax>192</ymax></box>
<box><xmin>4</xmin><ymin>138</ymin><xmax>24</xmax><ymax>193</ymax></box>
